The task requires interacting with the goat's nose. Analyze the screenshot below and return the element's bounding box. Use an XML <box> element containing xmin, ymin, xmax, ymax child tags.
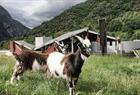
<box><xmin>88</xmin><ymin>48</ymin><xmax>92</xmax><ymax>55</ymax></box>
<box><xmin>89</xmin><ymin>48</ymin><xmax>92</xmax><ymax>51</ymax></box>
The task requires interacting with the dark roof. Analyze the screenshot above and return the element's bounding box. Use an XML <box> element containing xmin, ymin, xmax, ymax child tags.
<box><xmin>34</xmin><ymin>27</ymin><xmax>89</xmax><ymax>50</ymax></box>
<box><xmin>34</xmin><ymin>27</ymin><xmax>117</xmax><ymax>50</ymax></box>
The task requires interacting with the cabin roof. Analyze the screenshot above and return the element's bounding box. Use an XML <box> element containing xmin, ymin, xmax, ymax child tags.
<box><xmin>34</xmin><ymin>27</ymin><xmax>117</xmax><ymax>50</ymax></box>
<box><xmin>15</xmin><ymin>40</ymin><xmax>35</xmax><ymax>50</ymax></box>
<box><xmin>88</xmin><ymin>30</ymin><xmax>117</xmax><ymax>40</ymax></box>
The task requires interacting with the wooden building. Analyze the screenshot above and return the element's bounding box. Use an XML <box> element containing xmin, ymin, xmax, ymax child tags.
<box><xmin>34</xmin><ymin>27</ymin><xmax>118</xmax><ymax>54</ymax></box>
<box><xmin>9</xmin><ymin>27</ymin><xmax>118</xmax><ymax>55</ymax></box>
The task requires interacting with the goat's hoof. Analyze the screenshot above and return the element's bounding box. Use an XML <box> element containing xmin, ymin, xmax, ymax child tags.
<box><xmin>75</xmin><ymin>91</ymin><xmax>82</xmax><ymax>95</ymax></box>
<box><xmin>47</xmin><ymin>76</ymin><xmax>53</xmax><ymax>80</ymax></box>
<box><xmin>5</xmin><ymin>80</ymin><xmax>10</xmax><ymax>85</ymax></box>
<box><xmin>5</xmin><ymin>80</ymin><xmax>17</xmax><ymax>86</ymax></box>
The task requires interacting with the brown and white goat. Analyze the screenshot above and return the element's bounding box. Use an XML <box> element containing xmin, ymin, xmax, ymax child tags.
<box><xmin>46</xmin><ymin>36</ymin><xmax>92</xmax><ymax>95</ymax></box>
<box><xmin>10</xmin><ymin>40</ymin><xmax>67</xmax><ymax>84</ymax></box>
<box><xmin>10</xmin><ymin>51</ymin><xmax>48</xmax><ymax>84</ymax></box>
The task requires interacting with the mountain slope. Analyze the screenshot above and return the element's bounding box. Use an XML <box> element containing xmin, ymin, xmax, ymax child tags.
<box><xmin>22</xmin><ymin>0</ymin><xmax>139</xmax><ymax>42</ymax></box>
<box><xmin>0</xmin><ymin>6</ymin><xmax>30</xmax><ymax>41</ymax></box>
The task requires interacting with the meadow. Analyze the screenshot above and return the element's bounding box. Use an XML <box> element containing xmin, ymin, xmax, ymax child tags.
<box><xmin>0</xmin><ymin>55</ymin><xmax>140</xmax><ymax>95</ymax></box>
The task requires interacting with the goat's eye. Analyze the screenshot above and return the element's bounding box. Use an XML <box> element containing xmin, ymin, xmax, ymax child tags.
<box><xmin>83</xmin><ymin>44</ymin><xmax>86</xmax><ymax>48</ymax></box>
<box><xmin>89</xmin><ymin>45</ymin><xmax>92</xmax><ymax>48</ymax></box>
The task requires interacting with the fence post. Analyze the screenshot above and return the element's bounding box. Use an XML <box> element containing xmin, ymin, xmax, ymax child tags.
<box><xmin>99</xmin><ymin>18</ymin><xmax>107</xmax><ymax>55</ymax></box>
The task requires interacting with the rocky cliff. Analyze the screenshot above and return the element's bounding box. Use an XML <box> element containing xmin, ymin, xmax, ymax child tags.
<box><xmin>0</xmin><ymin>6</ymin><xmax>30</xmax><ymax>41</ymax></box>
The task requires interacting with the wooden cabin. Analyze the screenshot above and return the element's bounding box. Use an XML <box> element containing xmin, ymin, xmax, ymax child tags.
<box><xmin>34</xmin><ymin>27</ymin><xmax>118</xmax><ymax>54</ymax></box>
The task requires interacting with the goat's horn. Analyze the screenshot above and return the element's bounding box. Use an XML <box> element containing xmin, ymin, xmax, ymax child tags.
<box><xmin>74</xmin><ymin>36</ymin><xmax>84</xmax><ymax>43</ymax></box>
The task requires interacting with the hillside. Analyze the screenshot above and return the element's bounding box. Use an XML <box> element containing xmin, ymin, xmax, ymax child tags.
<box><xmin>0</xmin><ymin>6</ymin><xmax>30</xmax><ymax>41</ymax></box>
<box><xmin>23</xmin><ymin>0</ymin><xmax>140</xmax><ymax>42</ymax></box>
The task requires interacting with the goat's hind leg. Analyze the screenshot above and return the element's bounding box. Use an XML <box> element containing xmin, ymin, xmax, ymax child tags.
<box><xmin>46</xmin><ymin>69</ymin><xmax>53</xmax><ymax>79</ymax></box>
<box><xmin>10</xmin><ymin>64</ymin><xmax>24</xmax><ymax>84</ymax></box>
<box><xmin>45</xmin><ymin>65</ymin><xmax>53</xmax><ymax>79</ymax></box>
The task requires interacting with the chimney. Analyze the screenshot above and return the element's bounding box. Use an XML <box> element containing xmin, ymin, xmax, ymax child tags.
<box><xmin>35</xmin><ymin>36</ymin><xmax>52</xmax><ymax>48</ymax></box>
<box><xmin>9</xmin><ymin>41</ymin><xmax>15</xmax><ymax>53</ymax></box>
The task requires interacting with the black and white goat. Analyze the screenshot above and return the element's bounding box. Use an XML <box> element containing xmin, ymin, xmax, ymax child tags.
<box><xmin>54</xmin><ymin>41</ymin><xmax>68</xmax><ymax>54</ymax></box>
<box><xmin>46</xmin><ymin>36</ymin><xmax>92</xmax><ymax>95</ymax></box>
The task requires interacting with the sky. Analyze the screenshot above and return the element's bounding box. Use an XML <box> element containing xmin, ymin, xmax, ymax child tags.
<box><xmin>0</xmin><ymin>0</ymin><xmax>86</xmax><ymax>28</ymax></box>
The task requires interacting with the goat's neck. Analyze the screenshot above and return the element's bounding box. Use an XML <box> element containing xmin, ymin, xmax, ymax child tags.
<box><xmin>69</xmin><ymin>50</ymin><xmax>84</xmax><ymax>78</ymax></box>
<box><xmin>75</xmin><ymin>49</ymin><xmax>87</xmax><ymax>61</ymax></box>
<box><xmin>74</xmin><ymin>50</ymin><xmax>85</xmax><ymax>67</ymax></box>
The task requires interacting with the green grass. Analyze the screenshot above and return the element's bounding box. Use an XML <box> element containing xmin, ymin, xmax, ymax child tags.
<box><xmin>0</xmin><ymin>55</ymin><xmax>140</xmax><ymax>95</ymax></box>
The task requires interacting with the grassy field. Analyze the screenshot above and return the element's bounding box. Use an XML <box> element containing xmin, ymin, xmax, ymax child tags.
<box><xmin>0</xmin><ymin>55</ymin><xmax>140</xmax><ymax>95</ymax></box>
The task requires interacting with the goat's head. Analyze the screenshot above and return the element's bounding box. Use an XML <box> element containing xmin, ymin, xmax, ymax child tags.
<box><xmin>13</xmin><ymin>53</ymin><xmax>24</xmax><ymax>65</ymax></box>
<box><xmin>75</xmin><ymin>36</ymin><xmax>92</xmax><ymax>57</ymax></box>
<box><xmin>54</xmin><ymin>41</ymin><xmax>68</xmax><ymax>54</ymax></box>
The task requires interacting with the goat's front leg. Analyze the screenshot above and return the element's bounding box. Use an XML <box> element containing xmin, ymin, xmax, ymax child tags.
<box><xmin>10</xmin><ymin>64</ymin><xmax>24</xmax><ymax>84</ymax></box>
<box><xmin>68</xmin><ymin>80</ymin><xmax>74</xmax><ymax>95</ymax></box>
<box><xmin>73</xmin><ymin>78</ymin><xmax>78</xmax><ymax>93</ymax></box>
<box><xmin>68</xmin><ymin>78</ymin><xmax>78</xmax><ymax>95</ymax></box>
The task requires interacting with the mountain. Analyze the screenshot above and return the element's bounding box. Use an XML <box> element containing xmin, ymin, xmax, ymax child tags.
<box><xmin>23</xmin><ymin>0</ymin><xmax>140</xmax><ymax>42</ymax></box>
<box><xmin>1</xmin><ymin>0</ymin><xmax>140</xmax><ymax>49</ymax></box>
<box><xmin>0</xmin><ymin>6</ymin><xmax>30</xmax><ymax>41</ymax></box>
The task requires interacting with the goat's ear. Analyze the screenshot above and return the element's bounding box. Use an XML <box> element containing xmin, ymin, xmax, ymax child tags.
<box><xmin>54</xmin><ymin>41</ymin><xmax>59</xmax><ymax>44</ymax></box>
<box><xmin>13</xmin><ymin>53</ymin><xmax>20</xmax><ymax>61</ymax></box>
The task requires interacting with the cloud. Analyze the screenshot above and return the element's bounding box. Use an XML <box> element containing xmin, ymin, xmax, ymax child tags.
<box><xmin>0</xmin><ymin>0</ymin><xmax>86</xmax><ymax>28</ymax></box>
